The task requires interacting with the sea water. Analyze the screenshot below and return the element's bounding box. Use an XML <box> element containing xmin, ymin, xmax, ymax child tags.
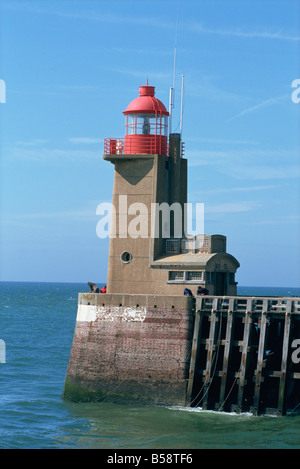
<box><xmin>0</xmin><ymin>281</ymin><xmax>300</xmax><ymax>449</ymax></box>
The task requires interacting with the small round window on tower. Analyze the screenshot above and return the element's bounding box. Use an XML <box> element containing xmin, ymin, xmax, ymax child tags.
<box><xmin>120</xmin><ymin>251</ymin><xmax>132</xmax><ymax>264</ymax></box>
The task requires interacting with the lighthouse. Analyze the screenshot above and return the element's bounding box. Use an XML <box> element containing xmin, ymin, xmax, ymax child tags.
<box><xmin>103</xmin><ymin>82</ymin><xmax>239</xmax><ymax>296</ymax></box>
<box><xmin>64</xmin><ymin>82</ymin><xmax>300</xmax><ymax>415</ymax></box>
<box><xmin>63</xmin><ymin>82</ymin><xmax>240</xmax><ymax>406</ymax></box>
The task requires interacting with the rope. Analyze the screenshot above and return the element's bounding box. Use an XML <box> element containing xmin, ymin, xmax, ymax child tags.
<box><xmin>217</xmin><ymin>374</ymin><xmax>239</xmax><ymax>412</ymax></box>
<box><xmin>189</xmin><ymin>311</ymin><xmax>223</xmax><ymax>408</ymax></box>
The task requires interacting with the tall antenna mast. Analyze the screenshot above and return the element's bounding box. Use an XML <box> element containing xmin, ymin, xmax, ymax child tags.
<box><xmin>169</xmin><ymin>0</ymin><xmax>180</xmax><ymax>135</ymax></box>
<box><xmin>169</xmin><ymin>88</ymin><xmax>173</xmax><ymax>134</ymax></box>
<box><xmin>173</xmin><ymin>46</ymin><xmax>177</xmax><ymax>92</ymax></box>
<box><xmin>180</xmin><ymin>74</ymin><xmax>184</xmax><ymax>136</ymax></box>
<box><xmin>169</xmin><ymin>46</ymin><xmax>176</xmax><ymax>134</ymax></box>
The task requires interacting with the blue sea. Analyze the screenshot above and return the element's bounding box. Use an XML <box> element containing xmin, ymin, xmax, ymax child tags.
<box><xmin>1</xmin><ymin>281</ymin><xmax>300</xmax><ymax>450</ymax></box>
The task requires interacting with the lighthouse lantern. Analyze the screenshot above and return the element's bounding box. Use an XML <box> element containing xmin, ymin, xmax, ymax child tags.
<box><xmin>123</xmin><ymin>84</ymin><xmax>169</xmax><ymax>155</ymax></box>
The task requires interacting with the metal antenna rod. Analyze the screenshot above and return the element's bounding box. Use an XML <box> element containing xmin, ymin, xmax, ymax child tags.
<box><xmin>169</xmin><ymin>87</ymin><xmax>173</xmax><ymax>134</ymax></box>
<box><xmin>180</xmin><ymin>74</ymin><xmax>184</xmax><ymax>136</ymax></box>
<box><xmin>169</xmin><ymin>0</ymin><xmax>180</xmax><ymax>135</ymax></box>
<box><xmin>169</xmin><ymin>46</ymin><xmax>176</xmax><ymax>134</ymax></box>
<box><xmin>173</xmin><ymin>46</ymin><xmax>177</xmax><ymax>91</ymax></box>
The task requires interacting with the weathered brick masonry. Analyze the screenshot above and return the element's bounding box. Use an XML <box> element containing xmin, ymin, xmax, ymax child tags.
<box><xmin>63</xmin><ymin>293</ymin><xmax>195</xmax><ymax>404</ymax></box>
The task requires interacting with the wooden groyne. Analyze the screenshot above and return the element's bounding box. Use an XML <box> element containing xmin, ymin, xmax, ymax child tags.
<box><xmin>187</xmin><ymin>296</ymin><xmax>300</xmax><ymax>415</ymax></box>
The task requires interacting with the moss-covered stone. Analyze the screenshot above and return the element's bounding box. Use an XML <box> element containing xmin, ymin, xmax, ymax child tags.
<box><xmin>62</xmin><ymin>379</ymin><xmax>106</xmax><ymax>403</ymax></box>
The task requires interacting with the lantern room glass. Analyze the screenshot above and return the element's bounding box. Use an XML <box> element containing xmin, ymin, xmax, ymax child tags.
<box><xmin>126</xmin><ymin>114</ymin><xmax>168</xmax><ymax>137</ymax></box>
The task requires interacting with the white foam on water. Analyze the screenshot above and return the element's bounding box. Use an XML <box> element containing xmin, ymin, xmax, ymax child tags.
<box><xmin>166</xmin><ymin>405</ymin><xmax>254</xmax><ymax>417</ymax></box>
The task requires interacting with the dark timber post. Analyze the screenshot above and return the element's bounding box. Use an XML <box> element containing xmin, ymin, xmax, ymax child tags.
<box><xmin>187</xmin><ymin>308</ymin><xmax>202</xmax><ymax>402</ymax></box>
<box><xmin>218</xmin><ymin>309</ymin><xmax>234</xmax><ymax>411</ymax></box>
<box><xmin>253</xmin><ymin>305</ymin><xmax>269</xmax><ymax>415</ymax></box>
<box><xmin>235</xmin><ymin>299</ymin><xmax>253</xmax><ymax>413</ymax></box>
<box><xmin>202</xmin><ymin>299</ymin><xmax>219</xmax><ymax>410</ymax></box>
<box><xmin>278</xmin><ymin>303</ymin><xmax>292</xmax><ymax>415</ymax></box>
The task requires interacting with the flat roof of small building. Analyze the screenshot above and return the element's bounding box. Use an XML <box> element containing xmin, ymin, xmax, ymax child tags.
<box><xmin>150</xmin><ymin>252</ymin><xmax>240</xmax><ymax>269</ymax></box>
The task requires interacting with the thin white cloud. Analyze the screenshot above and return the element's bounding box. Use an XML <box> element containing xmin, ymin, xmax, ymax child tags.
<box><xmin>4</xmin><ymin>3</ymin><xmax>173</xmax><ymax>30</ymax></box>
<box><xmin>188</xmin><ymin>23</ymin><xmax>300</xmax><ymax>41</ymax></box>
<box><xmin>230</xmin><ymin>164</ymin><xmax>300</xmax><ymax>180</ymax></box>
<box><xmin>205</xmin><ymin>201</ymin><xmax>261</xmax><ymax>214</ymax></box>
<box><xmin>0</xmin><ymin>206</ymin><xmax>106</xmax><ymax>231</ymax></box>
<box><xmin>104</xmin><ymin>66</ymin><xmax>170</xmax><ymax>82</ymax></box>
<box><xmin>187</xmin><ymin>137</ymin><xmax>260</xmax><ymax>146</ymax></box>
<box><xmin>188</xmin><ymin>149</ymin><xmax>231</xmax><ymax>165</ymax></box>
<box><xmin>192</xmin><ymin>184</ymin><xmax>280</xmax><ymax>198</ymax></box>
<box><xmin>69</xmin><ymin>138</ymin><xmax>103</xmax><ymax>144</ymax></box>
<box><xmin>228</xmin><ymin>94</ymin><xmax>289</xmax><ymax>121</ymax></box>
<box><xmin>188</xmin><ymin>148</ymin><xmax>298</xmax><ymax>165</ymax></box>
<box><xmin>249</xmin><ymin>215</ymin><xmax>300</xmax><ymax>226</ymax></box>
<box><xmin>186</xmin><ymin>77</ymin><xmax>243</xmax><ymax>102</ymax></box>
<box><xmin>1</xmin><ymin>210</ymin><xmax>95</xmax><ymax>222</ymax></box>
<box><xmin>3</xmin><ymin>138</ymin><xmax>107</xmax><ymax>165</ymax></box>
<box><xmin>107</xmin><ymin>47</ymin><xmax>171</xmax><ymax>56</ymax></box>
<box><xmin>10</xmin><ymin>83</ymin><xmax>107</xmax><ymax>98</ymax></box>
<box><xmin>188</xmin><ymin>148</ymin><xmax>300</xmax><ymax>181</ymax></box>
<box><xmin>5</xmin><ymin>145</ymin><xmax>100</xmax><ymax>162</ymax></box>
<box><xmin>15</xmin><ymin>139</ymin><xmax>50</xmax><ymax>146</ymax></box>
<box><xmin>224</xmin><ymin>184</ymin><xmax>280</xmax><ymax>193</ymax></box>
<box><xmin>6</xmin><ymin>3</ymin><xmax>299</xmax><ymax>42</ymax></box>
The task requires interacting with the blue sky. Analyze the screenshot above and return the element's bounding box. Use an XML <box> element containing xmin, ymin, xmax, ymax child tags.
<box><xmin>0</xmin><ymin>0</ymin><xmax>299</xmax><ymax>287</ymax></box>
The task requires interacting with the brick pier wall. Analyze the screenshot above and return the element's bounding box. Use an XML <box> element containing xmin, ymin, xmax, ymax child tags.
<box><xmin>63</xmin><ymin>294</ymin><xmax>195</xmax><ymax>405</ymax></box>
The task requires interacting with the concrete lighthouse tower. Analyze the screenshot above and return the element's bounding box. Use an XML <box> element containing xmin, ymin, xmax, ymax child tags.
<box><xmin>103</xmin><ymin>83</ymin><xmax>239</xmax><ymax>296</ymax></box>
<box><xmin>63</xmin><ymin>82</ymin><xmax>240</xmax><ymax>405</ymax></box>
<box><xmin>104</xmin><ymin>83</ymin><xmax>188</xmax><ymax>295</ymax></box>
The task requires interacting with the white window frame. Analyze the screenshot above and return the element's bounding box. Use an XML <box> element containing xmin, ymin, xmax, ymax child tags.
<box><xmin>167</xmin><ymin>271</ymin><xmax>205</xmax><ymax>284</ymax></box>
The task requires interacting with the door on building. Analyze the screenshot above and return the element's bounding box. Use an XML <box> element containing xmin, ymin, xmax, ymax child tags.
<box><xmin>215</xmin><ymin>272</ymin><xmax>227</xmax><ymax>295</ymax></box>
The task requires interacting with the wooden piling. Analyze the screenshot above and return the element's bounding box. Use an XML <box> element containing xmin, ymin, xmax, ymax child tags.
<box><xmin>189</xmin><ymin>295</ymin><xmax>300</xmax><ymax>416</ymax></box>
<box><xmin>187</xmin><ymin>309</ymin><xmax>202</xmax><ymax>402</ymax></box>
<box><xmin>278</xmin><ymin>309</ymin><xmax>292</xmax><ymax>414</ymax></box>
<box><xmin>235</xmin><ymin>310</ymin><xmax>252</xmax><ymax>413</ymax></box>
<box><xmin>218</xmin><ymin>310</ymin><xmax>233</xmax><ymax>410</ymax></box>
<box><xmin>252</xmin><ymin>311</ymin><xmax>268</xmax><ymax>415</ymax></box>
<box><xmin>202</xmin><ymin>308</ymin><xmax>219</xmax><ymax>409</ymax></box>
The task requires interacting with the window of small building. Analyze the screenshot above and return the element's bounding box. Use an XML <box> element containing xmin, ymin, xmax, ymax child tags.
<box><xmin>168</xmin><ymin>271</ymin><xmax>205</xmax><ymax>283</ymax></box>
<box><xmin>169</xmin><ymin>271</ymin><xmax>185</xmax><ymax>281</ymax></box>
<box><xmin>187</xmin><ymin>271</ymin><xmax>203</xmax><ymax>281</ymax></box>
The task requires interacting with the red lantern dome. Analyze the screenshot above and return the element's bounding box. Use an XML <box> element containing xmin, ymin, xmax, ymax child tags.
<box><xmin>122</xmin><ymin>84</ymin><xmax>169</xmax><ymax>155</ymax></box>
<box><xmin>123</xmin><ymin>85</ymin><xmax>168</xmax><ymax>114</ymax></box>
